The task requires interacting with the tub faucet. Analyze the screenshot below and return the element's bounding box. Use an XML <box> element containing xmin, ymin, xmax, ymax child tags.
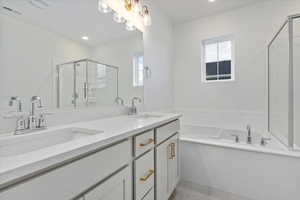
<box><xmin>246</xmin><ymin>124</ymin><xmax>252</xmax><ymax>144</ymax></box>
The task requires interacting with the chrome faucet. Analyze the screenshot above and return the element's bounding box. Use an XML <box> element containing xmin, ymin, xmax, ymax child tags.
<box><xmin>9</xmin><ymin>96</ymin><xmax>23</xmax><ymax>112</ymax></box>
<box><xmin>28</xmin><ymin>96</ymin><xmax>43</xmax><ymax>129</ymax></box>
<box><xmin>246</xmin><ymin>124</ymin><xmax>252</xmax><ymax>144</ymax></box>
<box><xmin>129</xmin><ymin>97</ymin><xmax>142</xmax><ymax>115</ymax></box>
<box><xmin>15</xmin><ymin>96</ymin><xmax>47</xmax><ymax>134</ymax></box>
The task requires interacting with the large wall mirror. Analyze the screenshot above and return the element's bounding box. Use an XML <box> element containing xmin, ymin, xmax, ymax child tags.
<box><xmin>0</xmin><ymin>0</ymin><xmax>144</xmax><ymax>114</ymax></box>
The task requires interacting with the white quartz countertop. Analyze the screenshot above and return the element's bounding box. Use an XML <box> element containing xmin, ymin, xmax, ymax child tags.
<box><xmin>0</xmin><ymin>112</ymin><xmax>181</xmax><ymax>189</ymax></box>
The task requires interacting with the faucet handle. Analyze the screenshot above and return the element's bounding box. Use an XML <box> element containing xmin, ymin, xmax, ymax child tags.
<box><xmin>261</xmin><ymin>137</ymin><xmax>271</xmax><ymax>146</ymax></box>
<box><xmin>132</xmin><ymin>97</ymin><xmax>142</xmax><ymax>103</ymax></box>
<box><xmin>15</xmin><ymin>116</ymin><xmax>27</xmax><ymax>134</ymax></box>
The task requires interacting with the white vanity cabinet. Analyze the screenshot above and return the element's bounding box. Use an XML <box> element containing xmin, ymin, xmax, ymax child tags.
<box><xmin>82</xmin><ymin>166</ymin><xmax>132</xmax><ymax>200</ymax></box>
<box><xmin>0</xmin><ymin>140</ymin><xmax>132</xmax><ymax>200</ymax></box>
<box><xmin>0</xmin><ymin>118</ymin><xmax>181</xmax><ymax>200</ymax></box>
<box><xmin>155</xmin><ymin>120</ymin><xmax>180</xmax><ymax>200</ymax></box>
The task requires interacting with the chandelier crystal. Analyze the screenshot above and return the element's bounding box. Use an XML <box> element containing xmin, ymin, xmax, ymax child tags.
<box><xmin>98</xmin><ymin>0</ymin><xmax>151</xmax><ymax>32</ymax></box>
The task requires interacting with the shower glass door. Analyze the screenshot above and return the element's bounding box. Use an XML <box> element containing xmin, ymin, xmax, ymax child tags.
<box><xmin>268</xmin><ymin>22</ymin><xmax>290</xmax><ymax>146</ymax></box>
<box><xmin>56</xmin><ymin>59</ymin><xmax>118</xmax><ymax>109</ymax></box>
<box><xmin>293</xmin><ymin>16</ymin><xmax>300</xmax><ymax>149</ymax></box>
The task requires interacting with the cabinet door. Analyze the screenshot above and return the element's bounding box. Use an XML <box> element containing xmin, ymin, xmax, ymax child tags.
<box><xmin>155</xmin><ymin>138</ymin><xmax>171</xmax><ymax>200</ymax></box>
<box><xmin>168</xmin><ymin>134</ymin><xmax>179</xmax><ymax>192</ymax></box>
<box><xmin>84</xmin><ymin>166</ymin><xmax>132</xmax><ymax>200</ymax></box>
<box><xmin>155</xmin><ymin>134</ymin><xmax>179</xmax><ymax>200</ymax></box>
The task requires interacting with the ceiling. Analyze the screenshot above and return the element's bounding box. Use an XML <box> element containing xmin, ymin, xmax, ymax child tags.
<box><xmin>0</xmin><ymin>0</ymin><xmax>140</xmax><ymax>47</ymax></box>
<box><xmin>152</xmin><ymin>0</ymin><xmax>271</xmax><ymax>24</ymax></box>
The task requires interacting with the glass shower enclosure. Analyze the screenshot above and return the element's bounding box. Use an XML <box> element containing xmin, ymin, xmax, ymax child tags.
<box><xmin>56</xmin><ymin>59</ymin><xmax>119</xmax><ymax>109</ymax></box>
<box><xmin>268</xmin><ymin>14</ymin><xmax>300</xmax><ymax>150</ymax></box>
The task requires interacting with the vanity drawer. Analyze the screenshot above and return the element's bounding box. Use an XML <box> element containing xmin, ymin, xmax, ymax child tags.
<box><xmin>156</xmin><ymin>120</ymin><xmax>180</xmax><ymax>144</ymax></box>
<box><xmin>0</xmin><ymin>140</ymin><xmax>131</xmax><ymax>200</ymax></box>
<box><xmin>134</xmin><ymin>130</ymin><xmax>154</xmax><ymax>157</ymax></box>
<box><xmin>135</xmin><ymin>150</ymin><xmax>154</xmax><ymax>200</ymax></box>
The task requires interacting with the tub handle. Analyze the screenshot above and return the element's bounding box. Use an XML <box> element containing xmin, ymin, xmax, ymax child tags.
<box><xmin>261</xmin><ymin>137</ymin><xmax>271</xmax><ymax>146</ymax></box>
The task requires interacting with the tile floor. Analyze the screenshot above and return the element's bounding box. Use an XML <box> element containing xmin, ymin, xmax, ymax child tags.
<box><xmin>170</xmin><ymin>185</ymin><xmax>221</xmax><ymax>200</ymax></box>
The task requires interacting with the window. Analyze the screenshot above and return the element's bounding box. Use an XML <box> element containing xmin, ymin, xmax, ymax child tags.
<box><xmin>202</xmin><ymin>36</ymin><xmax>234</xmax><ymax>82</ymax></box>
<box><xmin>133</xmin><ymin>53</ymin><xmax>144</xmax><ymax>87</ymax></box>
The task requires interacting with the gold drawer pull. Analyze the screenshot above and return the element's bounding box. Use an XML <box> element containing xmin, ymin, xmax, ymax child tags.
<box><xmin>139</xmin><ymin>138</ymin><xmax>154</xmax><ymax>147</ymax></box>
<box><xmin>139</xmin><ymin>169</ymin><xmax>155</xmax><ymax>182</ymax></box>
<box><xmin>171</xmin><ymin>143</ymin><xmax>176</xmax><ymax>159</ymax></box>
<box><xmin>168</xmin><ymin>143</ymin><xmax>173</xmax><ymax>159</ymax></box>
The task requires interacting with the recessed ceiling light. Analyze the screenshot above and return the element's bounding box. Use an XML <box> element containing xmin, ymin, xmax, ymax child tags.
<box><xmin>209</xmin><ymin>0</ymin><xmax>215</xmax><ymax>2</ymax></box>
<box><xmin>82</xmin><ymin>36</ymin><xmax>89</xmax><ymax>41</ymax></box>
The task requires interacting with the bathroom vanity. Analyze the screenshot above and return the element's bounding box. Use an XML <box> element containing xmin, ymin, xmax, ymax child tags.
<box><xmin>0</xmin><ymin>114</ymin><xmax>181</xmax><ymax>200</ymax></box>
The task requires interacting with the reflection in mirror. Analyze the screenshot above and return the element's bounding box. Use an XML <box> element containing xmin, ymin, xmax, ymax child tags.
<box><xmin>56</xmin><ymin>59</ymin><xmax>118</xmax><ymax>109</ymax></box>
<box><xmin>0</xmin><ymin>0</ymin><xmax>144</xmax><ymax>115</ymax></box>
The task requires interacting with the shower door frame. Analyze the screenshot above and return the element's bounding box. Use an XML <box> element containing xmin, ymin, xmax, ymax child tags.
<box><xmin>267</xmin><ymin>14</ymin><xmax>300</xmax><ymax>150</ymax></box>
<box><xmin>56</xmin><ymin>58</ymin><xmax>119</xmax><ymax>109</ymax></box>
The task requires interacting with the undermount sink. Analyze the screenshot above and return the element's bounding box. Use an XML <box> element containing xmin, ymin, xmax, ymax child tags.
<box><xmin>133</xmin><ymin>114</ymin><xmax>163</xmax><ymax>120</ymax></box>
<box><xmin>0</xmin><ymin>127</ymin><xmax>104</xmax><ymax>157</ymax></box>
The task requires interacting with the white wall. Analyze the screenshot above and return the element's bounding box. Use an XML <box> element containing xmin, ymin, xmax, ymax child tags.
<box><xmin>173</xmin><ymin>0</ymin><xmax>300</xmax><ymax>131</ymax></box>
<box><xmin>143</xmin><ymin>0</ymin><xmax>174</xmax><ymax>111</ymax></box>
<box><xmin>0</xmin><ymin>14</ymin><xmax>91</xmax><ymax>110</ymax></box>
<box><xmin>0</xmin><ymin>13</ymin><xmax>96</xmax><ymax>134</ymax></box>
<box><xmin>0</xmin><ymin>14</ymin><xmax>134</xmax><ymax>134</ymax></box>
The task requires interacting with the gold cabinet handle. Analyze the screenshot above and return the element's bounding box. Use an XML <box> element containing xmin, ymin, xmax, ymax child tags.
<box><xmin>139</xmin><ymin>138</ymin><xmax>154</xmax><ymax>147</ymax></box>
<box><xmin>139</xmin><ymin>169</ymin><xmax>155</xmax><ymax>182</ymax></box>
<box><xmin>168</xmin><ymin>143</ymin><xmax>173</xmax><ymax>159</ymax></box>
<box><xmin>171</xmin><ymin>143</ymin><xmax>176</xmax><ymax>159</ymax></box>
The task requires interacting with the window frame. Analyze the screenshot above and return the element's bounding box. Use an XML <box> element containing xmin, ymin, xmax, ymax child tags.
<box><xmin>132</xmin><ymin>53</ymin><xmax>144</xmax><ymax>87</ymax></box>
<box><xmin>201</xmin><ymin>35</ymin><xmax>235</xmax><ymax>83</ymax></box>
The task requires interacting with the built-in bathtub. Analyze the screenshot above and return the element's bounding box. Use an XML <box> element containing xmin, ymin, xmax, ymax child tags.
<box><xmin>179</xmin><ymin>124</ymin><xmax>300</xmax><ymax>200</ymax></box>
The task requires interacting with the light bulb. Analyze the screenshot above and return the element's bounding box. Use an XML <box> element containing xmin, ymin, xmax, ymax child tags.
<box><xmin>113</xmin><ymin>12</ymin><xmax>125</xmax><ymax>23</ymax></box>
<box><xmin>144</xmin><ymin>14</ymin><xmax>151</xmax><ymax>26</ymax></box>
<box><xmin>81</xmin><ymin>36</ymin><xmax>89</xmax><ymax>41</ymax></box>
<box><xmin>143</xmin><ymin>6</ymin><xmax>151</xmax><ymax>26</ymax></box>
<box><xmin>125</xmin><ymin>21</ymin><xmax>136</xmax><ymax>31</ymax></box>
<box><xmin>98</xmin><ymin>0</ymin><xmax>111</xmax><ymax>13</ymax></box>
<box><xmin>132</xmin><ymin>0</ymin><xmax>141</xmax><ymax>13</ymax></box>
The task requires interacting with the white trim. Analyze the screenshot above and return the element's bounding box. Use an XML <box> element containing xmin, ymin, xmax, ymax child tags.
<box><xmin>201</xmin><ymin>35</ymin><xmax>235</xmax><ymax>83</ymax></box>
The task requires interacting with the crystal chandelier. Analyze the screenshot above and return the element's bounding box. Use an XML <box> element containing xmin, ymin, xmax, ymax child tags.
<box><xmin>98</xmin><ymin>0</ymin><xmax>151</xmax><ymax>32</ymax></box>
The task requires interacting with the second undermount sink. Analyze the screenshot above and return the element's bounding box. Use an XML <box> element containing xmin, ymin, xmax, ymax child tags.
<box><xmin>133</xmin><ymin>114</ymin><xmax>163</xmax><ymax>120</ymax></box>
<box><xmin>0</xmin><ymin>127</ymin><xmax>104</xmax><ymax>157</ymax></box>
